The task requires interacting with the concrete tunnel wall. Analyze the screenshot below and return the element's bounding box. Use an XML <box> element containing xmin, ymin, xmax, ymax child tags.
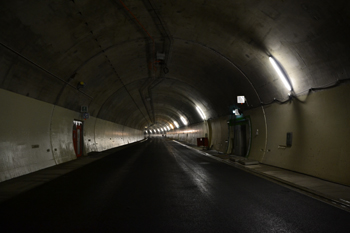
<box><xmin>2</xmin><ymin>84</ymin><xmax>350</xmax><ymax>187</ymax></box>
<box><xmin>168</xmin><ymin>84</ymin><xmax>350</xmax><ymax>187</ymax></box>
<box><xmin>0</xmin><ymin>89</ymin><xmax>144</xmax><ymax>182</ymax></box>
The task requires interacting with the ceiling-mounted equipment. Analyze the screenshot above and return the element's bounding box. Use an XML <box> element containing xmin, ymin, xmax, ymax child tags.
<box><xmin>157</xmin><ymin>52</ymin><xmax>165</xmax><ymax>61</ymax></box>
<box><xmin>269</xmin><ymin>56</ymin><xmax>292</xmax><ymax>91</ymax></box>
<box><xmin>173</xmin><ymin>121</ymin><xmax>180</xmax><ymax>128</ymax></box>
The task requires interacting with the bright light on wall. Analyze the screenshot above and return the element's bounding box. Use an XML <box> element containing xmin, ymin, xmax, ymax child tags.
<box><xmin>269</xmin><ymin>56</ymin><xmax>292</xmax><ymax>91</ymax></box>
<box><xmin>170</xmin><ymin>124</ymin><xmax>174</xmax><ymax>129</ymax></box>
<box><xmin>167</xmin><ymin>126</ymin><xmax>170</xmax><ymax>131</ymax></box>
<box><xmin>157</xmin><ymin>129</ymin><xmax>160</xmax><ymax>133</ymax></box>
<box><xmin>196</xmin><ymin>106</ymin><xmax>206</xmax><ymax>120</ymax></box>
<box><xmin>237</xmin><ymin>96</ymin><xmax>245</xmax><ymax>104</ymax></box>
<box><xmin>154</xmin><ymin>129</ymin><xmax>157</xmax><ymax>133</ymax></box>
<box><xmin>180</xmin><ymin>116</ymin><xmax>188</xmax><ymax>125</ymax></box>
<box><xmin>173</xmin><ymin>121</ymin><xmax>179</xmax><ymax>128</ymax></box>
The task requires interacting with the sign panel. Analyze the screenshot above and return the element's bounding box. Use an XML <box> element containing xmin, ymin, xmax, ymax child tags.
<box><xmin>81</xmin><ymin>106</ymin><xmax>88</xmax><ymax>112</ymax></box>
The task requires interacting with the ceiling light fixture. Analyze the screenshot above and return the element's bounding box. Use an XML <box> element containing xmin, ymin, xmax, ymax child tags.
<box><xmin>196</xmin><ymin>106</ymin><xmax>206</xmax><ymax>120</ymax></box>
<box><xmin>269</xmin><ymin>56</ymin><xmax>292</xmax><ymax>91</ymax></box>
<box><xmin>173</xmin><ymin>121</ymin><xmax>179</xmax><ymax>128</ymax></box>
<box><xmin>180</xmin><ymin>116</ymin><xmax>188</xmax><ymax>126</ymax></box>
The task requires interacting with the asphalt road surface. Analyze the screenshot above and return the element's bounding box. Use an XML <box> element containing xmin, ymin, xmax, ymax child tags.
<box><xmin>1</xmin><ymin>137</ymin><xmax>350</xmax><ymax>232</ymax></box>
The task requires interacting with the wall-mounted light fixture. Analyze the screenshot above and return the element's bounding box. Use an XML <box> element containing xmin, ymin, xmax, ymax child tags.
<box><xmin>167</xmin><ymin>126</ymin><xmax>170</xmax><ymax>131</ymax></box>
<box><xmin>269</xmin><ymin>56</ymin><xmax>292</xmax><ymax>91</ymax></box>
<box><xmin>180</xmin><ymin>116</ymin><xmax>188</xmax><ymax>126</ymax></box>
<box><xmin>196</xmin><ymin>106</ymin><xmax>206</xmax><ymax>120</ymax></box>
<box><xmin>169</xmin><ymin>124</ymin><xmax>174</xmax><ymax>129</ymax></box>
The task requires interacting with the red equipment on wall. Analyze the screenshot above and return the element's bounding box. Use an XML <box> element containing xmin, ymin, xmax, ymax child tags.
<box><xmin>197</xmin><ymin>137</ymin><xmax>209</xmax><ymax>148</ymax></box>
<box><xmin>73</xmin><ymin>121</ymin><xmax>83</xmax><ymax>157</ymax></box>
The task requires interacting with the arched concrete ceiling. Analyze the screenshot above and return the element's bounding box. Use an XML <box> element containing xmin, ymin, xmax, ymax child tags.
<box><xmin>0</xmin><ymin>0</ymin><xmax>349</xmax><ymax>130</ymax></box>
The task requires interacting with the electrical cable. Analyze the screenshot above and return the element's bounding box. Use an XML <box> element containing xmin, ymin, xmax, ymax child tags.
<box><xmin>308</xmin><ymin>78</ymin><xmax>350</xmax><ymax>92</ymax></box>
<box><xmin>118</xmin><ymin>0</ymin><xmax>155</xmax><ymax>72</ymax></box>
<box><xmin>258</xmin><ymin>78</ymin><xmax>350</xmax><ymax>106</ymax></box>
<box><xmin>118</xmin><ymin>0</ymin><xmax>155</xmax><ymax>43</ymax></box>
<box><xmin>260</xmin><ymin>96</ymin><xmax>292</xmax><ymax>106</ymax></box>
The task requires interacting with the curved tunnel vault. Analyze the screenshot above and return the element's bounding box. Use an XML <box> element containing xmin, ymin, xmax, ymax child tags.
<box><xmin>1</xmin><ymin>0</ymin><xmax>350</xmax><ymax>186</ymax></box>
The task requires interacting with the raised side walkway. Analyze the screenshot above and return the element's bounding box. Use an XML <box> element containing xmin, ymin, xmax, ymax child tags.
<box><xmin>173</xmin><ymin>139</ymin><xmax>350</xmax><ymax>213</ymax></box>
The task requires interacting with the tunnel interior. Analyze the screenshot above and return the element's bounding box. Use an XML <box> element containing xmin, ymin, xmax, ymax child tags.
<box><xmin>1</xmin><ymin>0</ymin><xmax>350</xmax><ymax>186</ymax></box>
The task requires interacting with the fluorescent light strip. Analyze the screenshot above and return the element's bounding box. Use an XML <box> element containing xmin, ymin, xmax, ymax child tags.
<box><xmin>173</xmin><ymin>121</ymin><xmax>179</xmax><ymax>128</ymax></box>
<box><xmin>269</xmin><ymin>56</ymin><xmax>292</xmax><ymax>91</ymax></box>
<box><xmin>196</xmin><ymin>106</ymin><xmax>206</xmax><ymax>120</ymax></box>
<box><xmin>180</xmin><ymin>116</ymin><xmax>188</xmax><ymax>125</ymax></box>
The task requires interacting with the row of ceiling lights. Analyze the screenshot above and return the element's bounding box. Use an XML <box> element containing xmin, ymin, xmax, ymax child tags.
<box><xmin>145</xmin><ymin>105</ymin><xmax>206</xmax><ymax>134</ymax></box>
<box><xmin>146</xmin><ymin>56</ymin><xmax>290</xmax><ymax>134</ymax></box>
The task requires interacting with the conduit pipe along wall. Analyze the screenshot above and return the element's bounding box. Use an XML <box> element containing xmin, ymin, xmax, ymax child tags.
<box><xmin>0</xmin><ymin>89</ymin><xmax>144</xmax><ymax>182</ymax></box>
<box><xmin>119</xmin><ymin>0</ymin><xmax>164</xmax><ymax>126</ymax></box>
<box><xmin>118</xmin><ymin>0</ymin><xmax>155</xmax><ymax>55</ymax></box>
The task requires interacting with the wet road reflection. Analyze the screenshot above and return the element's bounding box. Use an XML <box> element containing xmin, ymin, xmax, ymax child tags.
<box><xmin>0</xmin><ymin>137</ymin><xmax>350</xmax><ymax>232</ymax></box>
